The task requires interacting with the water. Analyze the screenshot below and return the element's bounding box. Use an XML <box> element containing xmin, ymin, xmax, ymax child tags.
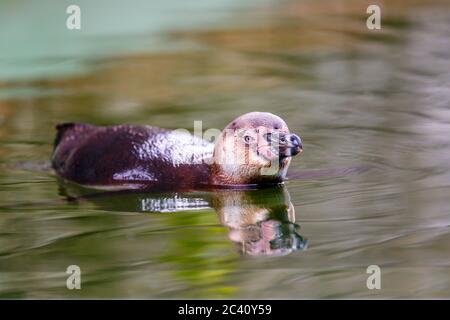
<box><xmin>1</xmin><ymin>0</ymin><xmax>450</xmax><ymax>298</ymax></box>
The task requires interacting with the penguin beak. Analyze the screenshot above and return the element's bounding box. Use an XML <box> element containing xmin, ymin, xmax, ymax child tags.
<box><xmin>279</xmin><ymin>133</ymin><xmax>303</xmax><ymax>158</ymax></box>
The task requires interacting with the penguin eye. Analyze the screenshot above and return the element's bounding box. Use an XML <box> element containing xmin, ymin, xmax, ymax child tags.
<box><xmin>243</xmin><ymin>135</ymin><xmax>254</xmax><ymax>144</ymax></box>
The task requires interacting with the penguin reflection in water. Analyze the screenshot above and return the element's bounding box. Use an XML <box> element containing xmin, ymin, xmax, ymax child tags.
<box><xmin>212</xmin><ymin>187</ymin><xmax>307</xmax><ymax>256</ymax></box>
<box><xmin>60</xmin><ymin>185</ymin><xmax>307</xmax><ymax>256</ymax></box>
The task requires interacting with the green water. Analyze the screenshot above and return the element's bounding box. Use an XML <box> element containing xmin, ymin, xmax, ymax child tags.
<box><xmin>1</xmin><ymin>0</ymin><xmax>450</xmax><ymax>298</ymax></box>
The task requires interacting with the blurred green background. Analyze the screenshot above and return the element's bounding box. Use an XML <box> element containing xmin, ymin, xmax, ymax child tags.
<box><xmin>0</xmin><ymin>0</ymin><xmax>450</xmax><ymax>298</ymax></box>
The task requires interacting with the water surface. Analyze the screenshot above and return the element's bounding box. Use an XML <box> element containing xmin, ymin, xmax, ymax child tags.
<box><xmin>0</xmin><ymin>0</ymin><xmax>450</xmax><ymax>298</ymax></box>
